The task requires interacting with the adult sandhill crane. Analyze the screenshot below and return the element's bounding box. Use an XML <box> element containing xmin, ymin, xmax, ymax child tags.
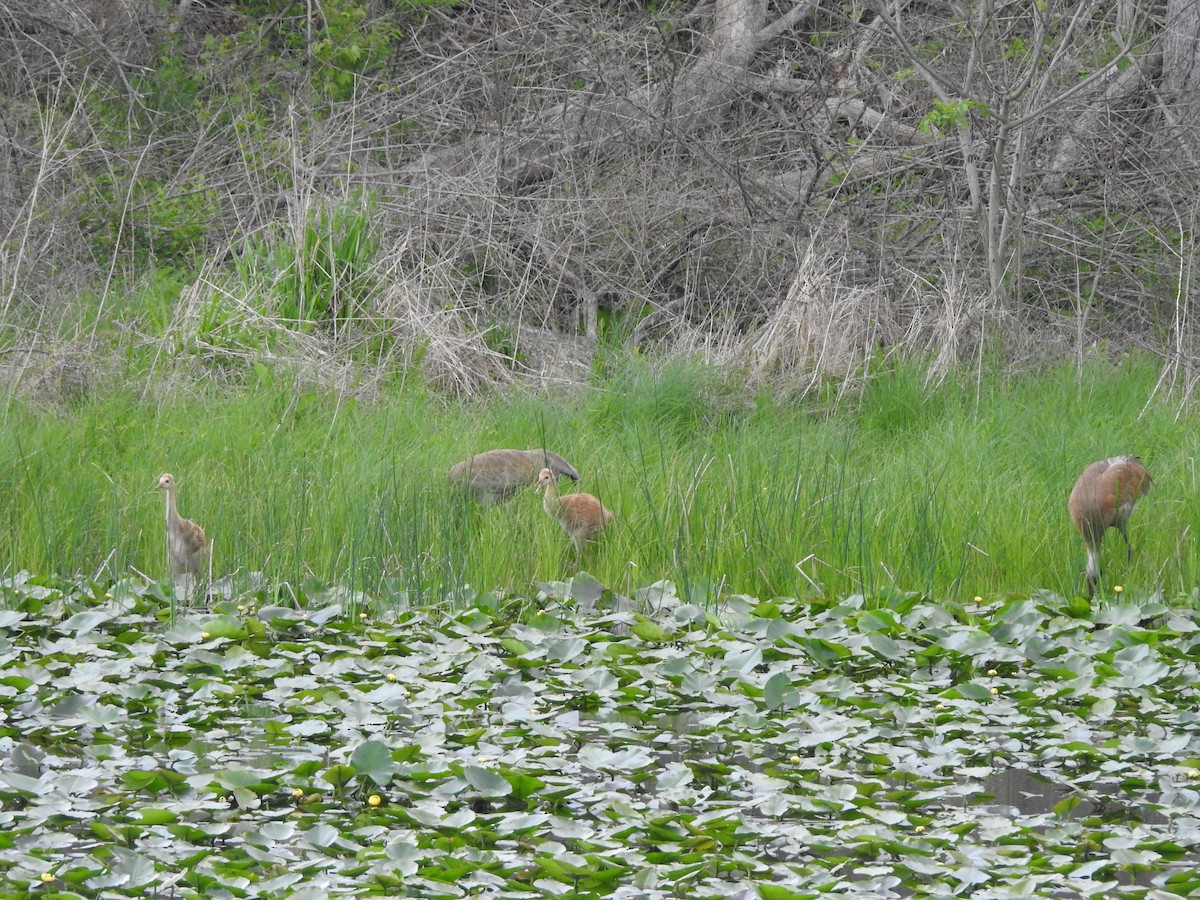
<box><xmin>536</xmin><ymin>467</ymin><xmax>614</xmax><ymax>561</ymax></box>
<box><xmin>1068</xmin><ymin>455</ymin><xmax>1152</xmax><ymax>598</ymax></box>
<box><xmin>154</xmin><ymin>473</ymin><xmax>209</xmax><ymax>579</ymax></box>
<box><xmin>449</xmin><ymin>449</ymin><xmax>579</xmax><ymax>502</ymax></box>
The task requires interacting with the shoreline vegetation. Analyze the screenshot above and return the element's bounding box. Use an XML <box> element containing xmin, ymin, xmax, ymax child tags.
<box><xmin>2</xmin><ymin>353</ymin><xmax>1196</xmax><ymax>607</ymax></box>
<box><xmin>5</xmin><ymin>4</ymin><xmax>1200</xmax><ymax>893</ymax></box>
<box><xmin>2</xmin><ymin>0</ymin><xmax>1200</xmax><ymax>607</ymax></box>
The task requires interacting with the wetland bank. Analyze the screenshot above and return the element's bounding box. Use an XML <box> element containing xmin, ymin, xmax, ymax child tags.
<box><xmin>4</xmin><ymin>356</ymin><xmax>1200</xmax><ymax>605</ymax></box>
<box><xmin>3</xmin><ymin>355</ymin><xmax>1200</xmax><ymax>896</ymax></box>
<box><xmin>5</xmin><ymin>0</ymin><xmax>1200</xmax><ymax>891</ymax></box>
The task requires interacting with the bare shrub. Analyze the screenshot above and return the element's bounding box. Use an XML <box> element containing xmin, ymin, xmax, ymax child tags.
<box><xmin>3</xmin><ymin>0</ymin><xmax>1200</xmax><ymax>402</ymax></box>
<box><xmin>910</xmin><ymin>271</ymin><xmax>992</xmax><ymax>388</ymax></box>
<box><xmin>743</xmin><ymin>241</ymin><xmax>893</xmax><ymax>393</ymax></box>
<box><xmin>0</xmin><ymin>342</ymin><xmax>96</xmax><ymax>409</ymax></box>
<box><xmin>374</xmin><ymin>280</ymin><xmax>513</xmax><ymax>400</ymax></box>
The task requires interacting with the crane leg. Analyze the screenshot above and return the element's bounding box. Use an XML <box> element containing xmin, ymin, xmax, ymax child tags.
<box><xmin>1119</xmin><ymin>524</ymin><xmax>1133</xmax><ymax>560</ymax></box>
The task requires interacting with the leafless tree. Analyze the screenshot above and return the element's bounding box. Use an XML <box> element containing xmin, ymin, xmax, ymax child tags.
<box><xmin>2</xmin><ymin>0</ymin><xmax>1200</xmax><ymax>399</ymax></box>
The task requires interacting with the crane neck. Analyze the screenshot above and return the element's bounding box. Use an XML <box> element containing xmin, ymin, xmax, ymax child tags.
<box><xmin>542</xmin><ymin>477</ymin><xmax>561</xmax><ymax>515</ymax></box>
<box><xmin>163</xmin><ymin>487</ymin><xmax>180</xmax><ymax>524</ymax></box>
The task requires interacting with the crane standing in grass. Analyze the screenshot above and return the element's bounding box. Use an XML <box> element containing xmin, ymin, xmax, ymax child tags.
<box><xmin>155</xmin><ymin>473</ymin><xmax>209</xmax><ymax>581</ymax></box>
<box><xmin>1068</xmin><ymin>455</ymin><xmax>1152</xmax><ymax>598</ymax></box>
<box><xmin>536</xmin><ymin>467</ymin><xmax>614</xmax><ymax>562</ymax></box>
<box><xmin>449</xmin><ymin>449</ymin><xmax>580</xmax><ymax>502</ymax></box>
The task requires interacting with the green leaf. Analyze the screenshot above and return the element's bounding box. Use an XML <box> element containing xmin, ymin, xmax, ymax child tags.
<box><xmin>632</xmin><ymin>615</ymin><xmax>671</xmax><ymax>643</ymax></box>
<box><xmin>349</xmin><ymin>740</ymin><xmax>394</xmax><ymax>787</ymax></box>
<box><xmin>198</xmin><ymin>615</ymin><xmax>247</xmax><ymax>640</ymax></box>
<box><xmin>952</xmin><ymin>683</ymin><xmax>994</xmax><ymax>701</ymax></box>
<box><xmin>858</xmin><ymin>610</ymin><xmax>898</xmax><ymax>633</ymax></box>
<box><xmin>463</xmin><ymin>766</ymin><xmax>512</xmax><ymax>797</ymax></box>
<box><xmin>758</xmin><ymin>885</ymin><xmax>817</xmax><ymax>900</ymax></box>
<box><xmin>507</xmin><ymin>773</ymin><xmax>546</xmax><ymax>799</ymax></box>
<box><xmin>567</xmin><ymin>571</ymin><xmax>605</xmax><ymax>607</ymax></box>
<box><xmin>867</xmin><ymin>631</ymin><xmax>903</xmax><ymax>660</ymax></box>
<box><xmin>321</xmin><ymin>764</ymin><xmax>357</xmax><ymax>790</ymax></box>
<box><xmin>499</xmin><ymin>637</ymin><xmax>531</xmax><ymax>656</ymax></box>
<box><xmin>799</xmin><ymin>637</ymin><xmax>850</xmax><ymax>663</ymax></box>
<box><xmin>764</xmin><ymin>672</ymin><xmax>795</xmax><ymax>710</ymax></box>
<box><xmin>59</xmin><ymin>609</ymin><xmax>113</xmax><ymax>635</ymax></box>
<box><xmin>1053</xmin><ymin>795</ymin><xmax>1083</xmax><ymax>816</ymax></box>
<box><xmin>213</xmin><ymin>769</ymin><xmax>265</xmax><ymax>789</ymax></box>
<box><xmin>137</xmin><ymin>808</ymin><xmax>178</xmax><ymax>825</ymax></box>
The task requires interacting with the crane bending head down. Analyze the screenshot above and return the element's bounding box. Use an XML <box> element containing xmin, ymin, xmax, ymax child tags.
<box><xmin>1067</xmin><ymin>455</ymin><xmax>1151</xmax><ymax>598</ymax></box>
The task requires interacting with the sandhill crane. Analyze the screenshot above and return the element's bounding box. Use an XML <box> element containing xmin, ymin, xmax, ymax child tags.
<box><xmin>449</xmin><ymin>449</ymin><xmax>579</xmax><ymax>502</ymax></box>
<box><xmin>154</xmin><ymin>473</ymin><xmax>209</xmax><ymax>581</ymax></box>
<box><xmin>536</xmin><ymin>467</ymin><xmax>614</xmax><ymax>561</ymax></box>
<box><xmin>1068</xmin><ymin>455</ymin><xmax>1152</xmax><ymax>597</ymax></box>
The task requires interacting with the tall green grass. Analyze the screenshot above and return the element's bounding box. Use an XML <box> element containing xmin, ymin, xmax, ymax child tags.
<box><xmin>2</xmin><ymin>354</ymin><xmax>1198</xmax><ymax>607</ymax></box>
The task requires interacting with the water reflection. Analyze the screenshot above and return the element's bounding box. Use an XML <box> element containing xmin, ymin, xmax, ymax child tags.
<box><xmin>975</xmin><ymin>767</ymin><xmax>1169</xmax><ymax>825</ymax></box>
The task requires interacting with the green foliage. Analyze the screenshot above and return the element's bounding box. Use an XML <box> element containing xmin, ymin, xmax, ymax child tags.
<box><xmin>136</xmin><ymin>177</ymin><xmax>221</xmax><ymax>263</ymax></box>
<box><xmin>199</xmin><ymin>195</ymin><xmax>382</xmax><ymax>354</ymax></box>
<box><xmin>309</xmin><ymin>0</ymin><xmax>397</xmax><ymax>101</ymax></box>
<box><xmin>0</xmin><ymin>578</ymin><xmax>1195</xmax><ymax>893</ymax></box>
<box><xmin>83</xmin><ymin>173</ymin><xmax>220</xmax><ymax>267</ymax></box>
<box><xmin>229</xmin><ymin>0</ymin><xmax>397</xmax><ymax>101</ymax></box>
<box><xmin>193</xmin><ymin>287</ymin><xmax>269</xmax><ymax>356</ymax></box>
<box><xmin>275</xmin><ymin>198</ymin><xmax>379</xmax><ymax>328</ymax></box>
<box><xmin>1</xmin><ymin>354</ymin><xmax>1197</xmax><ymax>606</ymax></box>
<box><xmin>65</xmin><ymin>0</ymin><xmax>398</xmax><ymax>271</ymax></box>
<box><xmin>591</xmin><ymin>356</ymin><xmax>735</xmax><ymax>438</ymax></box>
<box><xmin>1003</xmin><ymin>36</ymin><xmax>1029</xmax><ymax>62</ymax></box>
<box><xmin>135</xmin><ymin>50</ymin><xmax>203</xmax><ymax>119</ymax></box>
<box><xmin>918</xmin><ymin>98</ymin><xmax>988</xmax><ymax>135</ymax></box>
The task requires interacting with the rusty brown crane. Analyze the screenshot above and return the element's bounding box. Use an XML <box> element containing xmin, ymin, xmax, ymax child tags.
<box><xmin>1068</xmin><ymin>455</ymin><xmax>1152</xmax><ymax>598</ymax></box>
<box><xmin>155</xmin><ymin>472</ymin><xmax>209</xmax><ymax>579</ymax></box>
<box><xmin>449</xmin><ymin>449</ymin><xmax>579</xmax><ymax>502</ymax></box>
<box><xmin>536</xmin><ymin>467</ymin><xmax>614</xmax><ymax>561</ymax></box>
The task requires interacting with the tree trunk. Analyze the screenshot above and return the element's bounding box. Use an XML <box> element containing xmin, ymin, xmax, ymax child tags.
<box><xmin>1163</xmin><ymin>0</ymin><xmax>1200</xmax><ymax>154</ymax></box>
<box><xmin>666</xmin><ymin>0</ymin><xmax>767</xmax><ymax>128</ymax></box>
<box><xmin>401</xmin><ymin>0</ymin><xmax>809</xmax><ymax>339</ymax></box>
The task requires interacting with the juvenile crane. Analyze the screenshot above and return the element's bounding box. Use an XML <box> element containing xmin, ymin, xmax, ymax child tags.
<box><xmin>449</xmin><ymin>449</ymin><xmax>579</xmax><ymax>502</ymax></box>
<box><xmin>536</xmin><ymin>467</ymin><xmax>614</xmax><ymax>561</ymax></box>
<box><xmin>154</xmin><ymin>472</ymin><xmax>209</xmax><ymax>579</ymax></box>
<box><xmin>1068</xmin><ymin>455</ymin><xmax>1152</xmax><ymax>598</ymax></box>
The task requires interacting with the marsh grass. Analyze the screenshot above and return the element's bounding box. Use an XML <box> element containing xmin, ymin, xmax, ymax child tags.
<box><xmin>2</xmin><ymin>354</ymin><xmax>1199</xmax><ymax>607</ymax></box>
